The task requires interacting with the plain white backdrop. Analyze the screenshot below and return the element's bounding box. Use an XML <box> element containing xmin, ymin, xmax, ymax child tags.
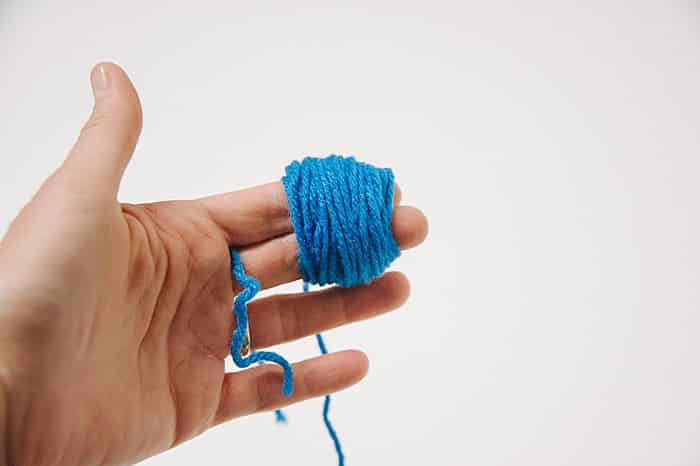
<box><xmin>2</xmin><ymin>1</ymin><xmax>700</xmax><ymax>465</ymax></box>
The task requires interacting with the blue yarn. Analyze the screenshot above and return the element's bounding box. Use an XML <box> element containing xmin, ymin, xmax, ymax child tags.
<box><xmin>316</xmin><ymin>332</ymin><xmax>345</xmax><ymax>466</ymax></box>
<box><xmin>274</xmin><ymin>409</ymin><xmax>287</xmax><ymax>424</ymax></box>
<box><xmin>282</xmin><ymin>155</ymin><xmax>401</xmax><ymax>288</ymax></box>
<box><xmin>230</xmin><ymin>248</ymin><xmax>293</xmax><ymax>397</ymax></box>
<box><xmin>229</xmin><ymin>155</ymin><xmax>400</xmax><ymax>462</ymax></box>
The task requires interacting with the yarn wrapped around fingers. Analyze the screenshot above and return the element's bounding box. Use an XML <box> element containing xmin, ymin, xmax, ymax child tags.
<box><xmin>228</xmin><ymin>155</ymin><xmax>401</xmax><ymax>465</ymax></box>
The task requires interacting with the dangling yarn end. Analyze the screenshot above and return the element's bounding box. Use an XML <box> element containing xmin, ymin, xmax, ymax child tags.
<box><xmin>274</xmin><ymin>409</ymin><xmax>287</xmax><ymax>424</ymax></box>
<box><xmin>316</xmin><ymin>332</ymin><xmax>345</xmax><ymax>466</ymax></box>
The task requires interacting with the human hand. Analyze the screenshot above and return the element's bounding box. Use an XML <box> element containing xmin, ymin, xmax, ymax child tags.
<box><xmin>0</xmin><ymin>63</ymin><xmax>428</xmax><ymax>466</ymax></box>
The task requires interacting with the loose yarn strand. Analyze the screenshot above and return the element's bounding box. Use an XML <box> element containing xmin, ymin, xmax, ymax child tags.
<box><xmin>230</xmin><ymin>248</ymin><xmax>293</xmax><ymax>396</ymax></box>
<box><xmin>305</xmin><ymin>281</ymin><xmax>345</xmax><ymax>465</ymax></box>
<box><xmin>316</xmin><ymin>332</ymin><xmax>345</xmax><ymax>466</ymax></box>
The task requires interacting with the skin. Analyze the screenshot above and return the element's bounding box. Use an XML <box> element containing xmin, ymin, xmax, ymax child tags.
<box><xmin>0</xmin><ymin>63</ymin><xmax>428</xmax><ymax>466</ymax></box>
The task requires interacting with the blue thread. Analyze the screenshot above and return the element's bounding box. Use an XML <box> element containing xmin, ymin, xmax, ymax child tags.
<box><xmin>274</xmin><ymin>409</ymin><xmax>287</xmax><ymax>424</ymax></box>
<box><xmin>229</xmin><ymin>155</ymin><xmax>400</xmax><ymax>462</ymax></box>
<box><xmin>316</xmin><ymin>332</ymin><xmax>345</xmax><ymax>466</ymax></box>
<box><xmin>230</xmin><ymin>248</ymin><xmax>293</xmax><ymax>397</ymax></box>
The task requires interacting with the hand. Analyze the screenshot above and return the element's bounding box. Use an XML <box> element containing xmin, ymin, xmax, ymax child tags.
<box><xmin>0</xmin><ymin>63</ymin><xmax>428</xmax><ymax>466</ymax></box>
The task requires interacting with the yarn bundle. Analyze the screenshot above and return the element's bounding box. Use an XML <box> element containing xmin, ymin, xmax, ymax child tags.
<box><xmin>282</xmin><ymin>155</ymin><xmax>400</xmax><ymax>288</ymax></box>
<box><xmin>229</xmin><ymin>155</ymin><xmax>400</xmax><ymax>464</ymax></box>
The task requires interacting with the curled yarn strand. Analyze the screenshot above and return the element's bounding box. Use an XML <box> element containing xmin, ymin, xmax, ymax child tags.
<box><xmin>230</xmin><ymin>247</ymin><xmax>293</xmax><ymax>397</ymax></box>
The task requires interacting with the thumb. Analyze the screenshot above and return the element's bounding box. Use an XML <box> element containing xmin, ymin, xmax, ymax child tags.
<box><xmin>61</xmin><ymin>62</ymin><xmax>143</xmax><ymax>198</ymax></box>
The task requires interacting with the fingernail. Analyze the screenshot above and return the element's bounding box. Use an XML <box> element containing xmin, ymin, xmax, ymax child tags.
<box><xmin>90</xmin><ymin>64</ymin><xmax>111</xmax><ymax>96</ymax></box>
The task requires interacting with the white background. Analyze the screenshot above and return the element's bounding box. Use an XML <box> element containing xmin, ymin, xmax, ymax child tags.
<box><xmin>2</xmin><ymin>1</ymin><xmax>700</xmax><ymax>465</ymax></box>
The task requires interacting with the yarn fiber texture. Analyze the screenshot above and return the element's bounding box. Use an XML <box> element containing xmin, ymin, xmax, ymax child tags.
<box><xmin>229</xmin><ymin>155</ymin><xmax>400</xmax><ymax>465</ymax></box>
<box><xmin>281</xmin><ymin>155</ymin><xmax>401</xmax><ymax>288</ymax></box>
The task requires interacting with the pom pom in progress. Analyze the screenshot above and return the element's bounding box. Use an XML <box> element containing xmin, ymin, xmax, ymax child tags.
<box><xmin>282</xmin><ymin>155</ymin><xmax>401</xmax><ymax>288</ymax></box>
<box><xmin>229</xmin><ymin>155</ymin><xmax>400</xmax><ymax>465</ymax></box>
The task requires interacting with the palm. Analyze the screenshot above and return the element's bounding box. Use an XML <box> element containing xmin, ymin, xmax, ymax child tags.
<box><xmin>0</xmin><ymin>196</ymin><xmax>226</xmax><ymax>464</ymax></box>
<box><xmin>96</xmin><ymin>200</ymin><xmax>235</xmax><ymax>464</ymax></box>
<box><xmin>0</xmin><ymin>63</ymin><xmax>427</xmax><ymax>466</ymax></box>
